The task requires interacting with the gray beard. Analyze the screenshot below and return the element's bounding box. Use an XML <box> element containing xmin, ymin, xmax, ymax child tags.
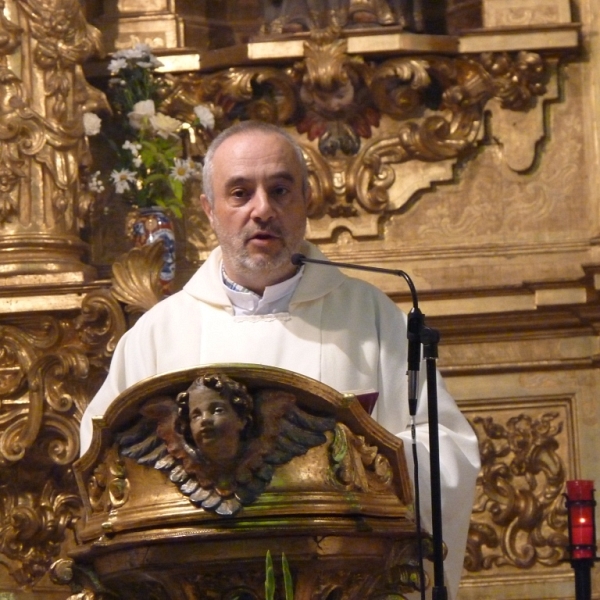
<box><xmin>233</xmin><ymin>242</ymin><xmax>296</xmax><ymax>275</ymax></box>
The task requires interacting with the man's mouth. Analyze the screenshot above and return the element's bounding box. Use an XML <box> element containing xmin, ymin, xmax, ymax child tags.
<box><xmin>247</xmin><ymin>230</ymin><xmax>282</xmax><ymax>244</ymax></box>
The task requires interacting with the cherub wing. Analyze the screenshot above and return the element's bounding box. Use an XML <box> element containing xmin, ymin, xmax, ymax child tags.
<box><xmin>234</xmin><ymin>390</ymin><xmax>337</xmax><ymax>504</ymax></box>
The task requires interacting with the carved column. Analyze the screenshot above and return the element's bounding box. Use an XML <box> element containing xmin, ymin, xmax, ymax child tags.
<box><xmin>0</xmin><ymin>0</ymin><xmax>106</xmax><ymax>282</ymax></box>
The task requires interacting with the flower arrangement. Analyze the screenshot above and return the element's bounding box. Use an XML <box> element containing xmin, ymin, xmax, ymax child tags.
<box><xmin>84</xmin><ymin>43</ymin><xmax>215</xmax><ymax>218</ymax></box>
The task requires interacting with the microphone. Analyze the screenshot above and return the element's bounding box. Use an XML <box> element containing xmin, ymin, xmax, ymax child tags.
<box><xmin>292</xmin><ymin>251</ymin><xmax>446</xmax><ymax>599</ymax></box>
<box><xmin>291</xmin><ymin>252</ymin><xmax>420</xmax><ymax>416</ymax></box>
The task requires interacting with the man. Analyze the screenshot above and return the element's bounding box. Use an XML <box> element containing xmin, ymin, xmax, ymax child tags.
<box><xmin>80</xmin><ymin>120</ymin><xmax>480</xmax><ymax>600</ymax></box>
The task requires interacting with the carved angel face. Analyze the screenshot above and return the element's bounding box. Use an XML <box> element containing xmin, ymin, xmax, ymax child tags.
<box><xmin>188</xmin><ymin>387</ymin><xmax>248</xmax><ymax>463</ymax></box>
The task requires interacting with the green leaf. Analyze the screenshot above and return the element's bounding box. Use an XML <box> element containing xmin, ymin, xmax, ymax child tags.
<box><xmin>265</xmin><ymin>550</ymin><xmax>275</xmax><ymax>600</ymax></box>
<box><xmin>282</xmin><ymin>553</ymin><xmax>294</xmax><ymax>600</ymax></box>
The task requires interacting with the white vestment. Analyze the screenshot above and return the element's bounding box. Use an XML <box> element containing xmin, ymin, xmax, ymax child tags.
<box><xmin>81</xmin><ymin>241</ymin><xmax>480</xmax><ymax>600</ymax></box>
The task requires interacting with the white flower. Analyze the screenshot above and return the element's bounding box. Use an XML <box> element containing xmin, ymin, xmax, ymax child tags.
<box><xmin>128</xmin><ymin>99</ymin><xmax>156</xmax><ymax>130</ymax></box>
<box><xmin>107</xmin><ymin>57</ymin><xmax>127</xmax><ymax>75</ymax></box>
<box><xmin>110</xmin><ymin>169</ymin><xmax>137</xmax><ymax>194</ymax></box>
<box><xmin>170</xmin><ymin>158</ymin><xmax>193</xmax><ymax>182</ymax></box>
<box><xmin>150</xmin><ymin>112</ymin><xmax>182</xmax><ymax>139</ymax></box>
<box><xmin>193</xmin><ymin>104</ymin><xmax>215</xmax><ymax>130</ymax></box>
<box><xmin>83</xmin><ymin>112</ymin><xmax>102</xmax><ymax>136</ymax></box>
<box><xmin>113</xmin><ymin>43</ymin><xmax>163</xmax><ymax>70</ymax></box>
<box><xmin>88</xmin><ymin>171</ymin><xmax>105</xmax><ymax>193</ymax></box>
<box><xmin>115</xmin><ymin>43</ymin><xmax>152</xmax><ymax>60</ymax></box>
<box><xmin>132</xmin><ymin>155</ymin><xmax>143</xmax><ymax>168</ymax></box>
<box><xmin>122</xmin><ymin>140</ymin><xmax>142</xmax><ymax>156</ymax></box>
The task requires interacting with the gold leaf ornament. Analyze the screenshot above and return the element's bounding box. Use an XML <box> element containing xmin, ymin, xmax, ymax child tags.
<box><xmin>110</xmin><ymin>241</ymin><xmax>164</xmax><ymax>314</ymax></box>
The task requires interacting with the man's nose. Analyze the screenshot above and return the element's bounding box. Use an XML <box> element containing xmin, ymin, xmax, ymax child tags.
<box><xmin>250</xmin><ymin>188</ymin><xmax>276</xmax><ymax>221</ymax></box>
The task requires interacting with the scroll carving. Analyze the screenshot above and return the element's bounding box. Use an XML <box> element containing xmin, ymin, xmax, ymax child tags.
<box><xmin>331</xmin><ymin>422</ymin><xmax>393</xmax><ymax>491</ymax></box>
<box><xmin>88</xmin><ymin>446</ymin><xmax>129</xmax><ymax>514</ymax></box>
<box><xmin>0</xmin><ymin>287</ymin><xmax>126</xmax><ymax>586</ymax></box>
<box><xmin>110</xmin><ymin>241</ymin><xmax>164</xmax><ymax>316</ymax></box>
<box><xmin>0</xmin><ymin>290</ymin><xmax>126</xmax><ymax>465</ymax></box>
<box><xmin>162</xmin><ymin>32</ymin><xmax>552</xmax><ymax>244</ymax></box>
<box><xmin>466</xmin><ymin>410</ymin><xmax>568</xmax><ymax>572</ymax></box>
<box><xmin>308</xmin><ymin>539</ymin><xmax>429</xmax><ymax>600</ymax></box>
<box><xmin>0</xmin><ymin>480</ymin><xmax>80</xmax><ymax>587</ymax></box>
<box><xmin>55</xmin><ymin>539</ymin><xmax>426</xmax><ymax>600</ymax></box>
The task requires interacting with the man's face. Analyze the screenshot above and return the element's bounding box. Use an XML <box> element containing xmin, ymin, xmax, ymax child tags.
<box><xmin>200</xmin><ymin>130</ymin><xmax>310</xmax><ymax>293</ymax></box>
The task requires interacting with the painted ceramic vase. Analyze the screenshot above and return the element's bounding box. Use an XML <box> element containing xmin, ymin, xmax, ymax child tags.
<box><xmin>130</xmin><ymin>206</ymin><xmax>176</xmax><ymax>294</ymax></box>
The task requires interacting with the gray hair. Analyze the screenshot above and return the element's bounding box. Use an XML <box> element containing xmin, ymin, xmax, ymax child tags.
<box><xmin>201</xmin><ymin>120</ymin><xmax>310</xmax><ymax>205</ymax></box>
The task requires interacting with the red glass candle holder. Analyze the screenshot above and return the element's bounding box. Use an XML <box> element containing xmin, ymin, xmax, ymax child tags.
<box><xmin>566</xmin><ymin>480</ymin><xmax>597</xmax><ymax>560</ymax></box>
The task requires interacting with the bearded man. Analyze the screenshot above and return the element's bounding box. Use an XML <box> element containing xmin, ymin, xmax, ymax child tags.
<box><xmin>80</xmin><ymin>120</ymin><xmax>480</xmax><ymax>600</ymax></box>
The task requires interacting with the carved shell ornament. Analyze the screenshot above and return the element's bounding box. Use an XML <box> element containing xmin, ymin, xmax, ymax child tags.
<box><xmin>118</xmin><ymin>373</ymin><xmax>336</xmax><ymax>515</ymax></box>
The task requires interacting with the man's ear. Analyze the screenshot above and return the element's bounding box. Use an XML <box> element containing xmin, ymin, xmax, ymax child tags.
<box><xmin>199</xmin><ymin>194</ymin><xmax>214</xmax><ymax>226</ymax></box>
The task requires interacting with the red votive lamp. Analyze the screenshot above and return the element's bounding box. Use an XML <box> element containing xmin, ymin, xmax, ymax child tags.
<box><xmin>566</xmin><ymin>480</ymin><xmax>596</xmax><ymax>560</ymax></box>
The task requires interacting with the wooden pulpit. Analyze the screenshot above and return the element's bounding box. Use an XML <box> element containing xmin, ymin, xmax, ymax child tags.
<box><xmin>68</xmin><ymin>365</ymin><xmax>425</xmax><ymax>600</ymax></box>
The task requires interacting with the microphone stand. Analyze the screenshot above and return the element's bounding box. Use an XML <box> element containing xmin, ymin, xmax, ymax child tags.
<box><xmin>291</xmin><ymin>253</ymin><xmax>447</xmax><ymax>599</ymax></box>
<box><xmin>422</xmin><ymin>325</ymin><xmax>446</xmax><ymax>600</ymax></box>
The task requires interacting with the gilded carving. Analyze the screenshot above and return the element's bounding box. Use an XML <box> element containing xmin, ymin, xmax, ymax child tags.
<box><xmin>51</xmin><ymin>557</ymin><xmax>116</xmax><ymax>600</ymax></box>
<box><xmin>77</xmin><ymin>289</ymin><xmax>128</xmax><ymax>358</ymax></box>
<box><xmin>88</xmin><ymin>446</ymin><xmax>129</xmax><ymax>513</ymax></box>
<box><xmin>182</xmin><ymin>570</ymin><xmax>264</xmax><ymax>600</ymax></box>
<box><xmin>306</xmin><ymin>538</ymin><xmax>430</xmax><ymax>599</ymax></box>
<box><xmin>118</xmin><ymin>373</ymin><xmax>337</xmax><ymax>515</ymax></box>
<box><xmin>0</xmin><ymin>290</ymin><xmax>126</xmax><ymax>465</ymax></box>
<box><xmin>331</xmin><ymin>422</ymin><xmax>393</xmax><ymax>491</ymax></box>
<box><xmin>480</xmin><ymin>51</ymin><xmax>546</xmax><ymax>110</ymax></box>
<box><xmin>0</xmin><ymin>480</ymin><xmax>80</xmax><ymax>587</ymax></box>
<box><xmin>110</xmin><ymin>240</ymin><xmax>164</xmax><ymax>316</ymax></box>
<box><xmin>160</xmin><ymin>33</ymin><xmax>552</xmax><ymax>244</ymax></box>
<box><xmin>294</xmin><ymin>29</ymin><xmax>380</xmax><ymax>155</ymax></box>
<box><xmin>0</xmin><ymin>0</ymin><xmax>107</xmax><ymax>278</ymax></box>
<box><xmin>0</xmin><ymin>283</ymin><xmax>127</xmax><ymax>587</ymax></box>
<box><xmin>466</xmin><ymin>410</ymin><xmax>568</xmax><ymax>572</ymax></box>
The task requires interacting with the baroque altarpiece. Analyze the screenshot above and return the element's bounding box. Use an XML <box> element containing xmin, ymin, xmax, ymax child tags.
<box><xmin>0</xmin><ymin>0</ymin><xmax>598</xmax><ymax>598</ymax></box>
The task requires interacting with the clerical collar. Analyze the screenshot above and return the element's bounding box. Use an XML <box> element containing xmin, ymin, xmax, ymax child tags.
<box><xmin>221</xmin><ymin>265</ymin><xmax>304</xmax><ymax>316</ymax></box>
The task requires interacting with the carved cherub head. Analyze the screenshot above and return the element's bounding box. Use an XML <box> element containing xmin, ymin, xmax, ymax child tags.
<box><xmin>119</xmin><ymin>373</ymin><xmax>338</xmax><ymax>515</ymax></box>
<box><xmin>176</xmin><ymin>374</ymin><xmax>254</xmax><ymax>465</ymax></box>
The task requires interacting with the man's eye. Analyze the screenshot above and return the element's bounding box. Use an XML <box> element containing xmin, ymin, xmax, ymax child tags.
<box><xmin>272</xmin><ymin>186</ymin><xmax>289</xmax><ymax>198</ymax></box>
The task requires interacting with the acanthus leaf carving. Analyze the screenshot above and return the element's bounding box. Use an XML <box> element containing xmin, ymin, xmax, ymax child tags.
<box><xmin>0</xmin><ymin>288</ymin><xmax>126</xmax><ymax>465</ymax></box>
<box><xmin>0</xmin><ymin>479</ymin><xmax>80</xmax><ymax>588</ymax></box>
<box><xmin>330</xmin><ymin>422</ymin><xmax>393</xmax><ymax>492</ymax></box>
<box><xmin>110</xmin><ymin>241</ymin><xmax>165</xmax><ymax>316</ymax></box>
<box><xmin>466</xmin><ymin>410</ymin><xmax>568</xmax><ymax>572</ymax></box>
